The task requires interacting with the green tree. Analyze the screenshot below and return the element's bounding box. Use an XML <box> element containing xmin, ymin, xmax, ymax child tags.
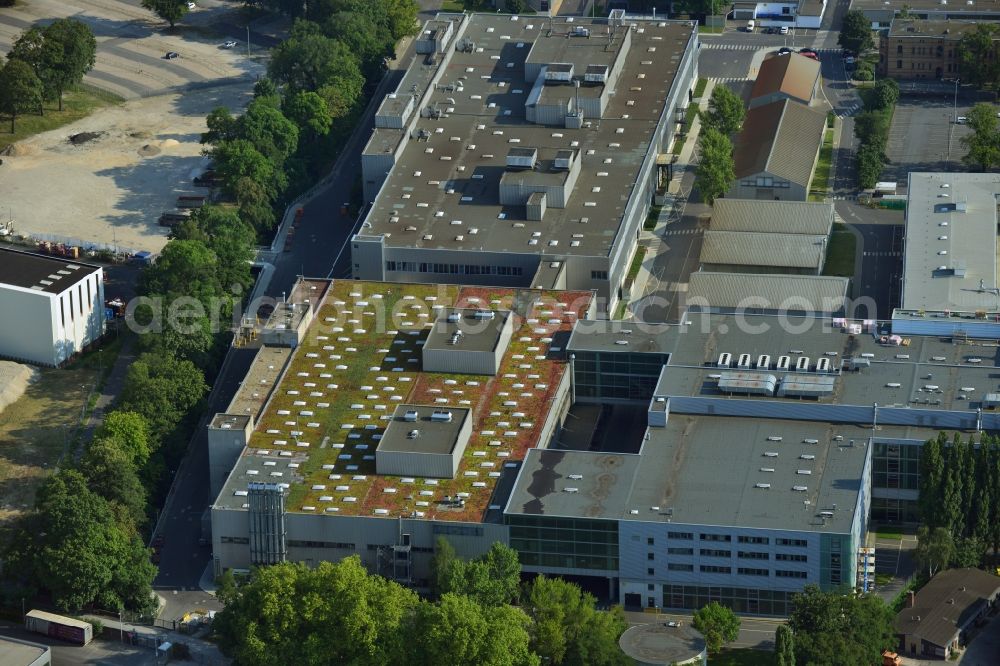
<box><xmin>141</xmin><ymin>0</ymin><xmax>189</xmax><ymax>28</ymax></box>
<box><xmin>703</xmin><ymin>85</ymin><xmax>745</xmax><ymax>136</ymax></box>
<box><xmin>919</xmin><ymin>433</ymin><xmax>947</xmax><ymax>527</ymax></box>
<box><xmin>282</xmin><ymin>90</ymin><xmax>332</xmax><ymax>142</ymax></box>
<box><xmin>213</xmin><ymin>139</ymin><xmax>285</xmax><ymax>201</ymax></box>
<box><xmin>430</xmin><ymin>536</ymin><xmax>464</xmax><ymax>599</ymax></box>
<box><xmin>431</xmin><ymin>541</ymin><xmax>521</xmax><ymax>608</ymax></box>
<box><xmin>958</xmin><ymin>24</ymin><xmax>1000</xmax><ymax>89</ymax></box>
<box><xmin>952</xmin><ymin>536</ymin><xmax>985</xmax><ymax>568</ymax></box>
<box><xmin>694</xmin><ymin>127</ymin><xmax>735</xmax><ymax>204</ymax></box>
<box><xmin>871</xmin><ymin>78</ymin><xmax>899</xmax><ymax>111</ymax></box>
<box><xmin>4</xmin><ymin>470</ymin><xmax>156</xmax><ymax>614</ymax></box>
<box><xmin>80</xmin><ymin>438</ymin><xmax>147</xmax><ymax>528</ymax></box>
<box><xmin>96</xmin><ymin>410</ymin><xmax>152</xmax><ymax>467</ymax></box>
<box><xmin>524</xmin><ymin>575</ymin><xmax>629</xmax><ymax>666</ymax></box>
<box><xmin>41</xmin><ymin>19</ymin><xmax>97</xmax><ymax>111</ymax></box>
<box><xmin>0</xmin><ymin>59</ymin><xmax>43</xmax><ymax>132</ymax></box>
<box><xmin>118</xmin><ymin>352</ymin><xmax>207</xmax><ymax>450</ymax></box>
<box><xmin>139</xmin><ymin>239</ymin><xmax>223</xmax><ymax>305</ymax></box>
<box><xmin>269</xmin><ymin>20</ymin><xmax>365</xmax><ymax>95</ymax></box>
<box><xmin>961</xmin><ymin>103</ymin><xmax>1000</xmax><ymax>170</ymax></box>
<box><xmin>321</xmin><ymin>11</ymin><xmax>395</xmax><ymax>80</ymax></box>
<box><xmin>774</xmin><ymin>624</ymin><xmax>795</xmax><ymax>666</ymax></box>
<box><xmin>506</xmin><ymin>0</ymin><xmax>526</xmax><ymax>13</ymax></box>
<box><xmin>788</xmin><ymin>586</ymin><xmax>894</xmax><ymax>666</ymax></box>
<box><xmin>941</xmin><ymin>435</ymin><xmax>965</xmax><ymax>535</ymax></box>
<box><xmin>692</xmin><ymin>601</ymin><xmax>740</xmax><ymax>654</ymax></box>
<box><xmin>239</xmin><ymin>99</ymin><xmax>300</xmax><ymax>164</ymax></box>
<box><xmin>233</xmin><ymin>176</ymin><xmax>278</xmax><ymax>233</ymax></box>
<box><xmin>201</xmin><ymin>107</ymin><xmax>239</xmax><ymax>145</ymax></box>
<box><xmin>856</xmin><ymin>144</ymin><xmax>885</xmax><ymax>189</ymax></box>
<box><xmin>408</xmin><ymin>593</ymin><xmax>539</xmax><ymax>666</ymax></box>
<box><xmin>915</xmin><ymin>525</ymin><xmax>955</xmax><ymax>576</ymax></box>
<box><xmin>214</xmin><ymin>558</ymin><xmax>418</xmax><ymax>665</ymax></box>
<box><xmin>839</xmin><ymin>10</ymin><xmax>874</xmax><ymax>55</ymax></box>
<box><xmin>186</xmin><ymin>205</ymin><xmax>256</xmax><ymax>294</ymax></box>
<box><xmin>7</xmin><ymin>27</ymin><xmax>58</xmax><ymax>112</ymax></box>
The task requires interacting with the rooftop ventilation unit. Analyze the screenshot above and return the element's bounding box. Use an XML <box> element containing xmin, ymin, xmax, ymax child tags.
<box><xmin>403</xmin><ymin>411</ymin><xmax>419</xmax><ymax>422</ymax></box>
<box><xmin>777</xmin><ymin>355</ymin><xmax>791</xmax><ymax>371</ymax></box>
<box><xmin>545</xmin><ymin>63</ymin><xmax>574</xmax><ymax>82</ymax></box>
<box><xmin>737</xmin><ymin>353</ymin><xmax>752</xmax><ymax>368</ymax></box>
<box><xmin>763</xmin><ymin>451</ymin><xmax>779</xmax><ymax>458</ymax></box>
<box><xmin>767</xmin><ymin>435</ymin><xmax>783</xmax><ymax>442</ymax></box>
<box><xmin>407</xmin><ymin>429</ymin><xmax>420</xmax><ymax>439</ymax></box>
<box><xmin>760</xmin><ymin>467</ymin><xmax>775</xmax><ymax>472</ymax></box>
<box><xmin>757</xmin><ymin>354</ymin><xmax>771</xmax><ymax>369</ymax></box>
<box><xmin>430</xmin><ymin>410</ymin><xmax>453</xmax><ymax>423</ymax></box>
<box><xmin>792</xmin><ymin>485</ymin><xmax>808</xmax><ymax>492</ymax></box>
<box><xmin>755</xmin><ymin>483</ymin><xmax>771</xmax><ymax>489</ymax></box>
<box><xmin>717</xmin><ymin>353</ymin><xmax>732</xmax><ymax>367</ymax></box>
<box><xmin>797</xmin><ymin>469</ymin><xmax>813</xmax><ymax>475</ymax></box>
<box><xmin>800</xmin><ymin>454</ymin><xmax>816</xmax><ymax>460</ymax></box>
<box><xmin>568</xmin><ymin>474</ymin><xmax>583</xmax><ymax>480</ymax></box>
<box><xmin>584</xmin><ymin>64</ymin><xmax>608</xmax><ymax>82</ymax></box>
<box><xmin>796</xmin><ymin>356</ymin><xmax>811</xmax><ymax>372</ymax></box>
<box><xmin>819</xmin><ymin>510</ymin><xmax>834</xmax><ymax>517</ymax></box>
<box><xmin>816</xmin><ymin>357</ymin><xmax>831</xmax><ymax>373</ymax></box>
<box><xmin>473</xmin><ymin>309</ymin><xmax>496</xmax><ymax>320</ymax></box>
<box><xmin>564</xmin><ymin>487</ymin><xmax>579</xmax><ymax>493</ymax></box>
<box><xmin>554</xmin><ymin>149</ymin><xmax>576</xmax><ymax>170</ymax></box>
<box><xmin>506</xmin><ymin>146</ymin><xmax>537</xmax><ymax>169</ymax></box>
<box><xmin>447</xmin><ymin>312</ymin><xmax>461</xmax><ymax>323</ymax></box>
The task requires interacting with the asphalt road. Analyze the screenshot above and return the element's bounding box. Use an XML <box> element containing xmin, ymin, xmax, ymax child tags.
<box><xmin>625</xmin><ymin>610</ymin><xmax>783</xmax><ymax>650</ymax></box>
<box><xmin>0</xmin><ymin>623</ymin><xmax>149</xmax><ymax>666</ymax></box>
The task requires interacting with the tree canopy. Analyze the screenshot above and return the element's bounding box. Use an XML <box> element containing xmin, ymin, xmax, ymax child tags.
<box><xmin>958</xmin><ymin>24</ymin><xmax>1000</xmax><ymax>89</ymax></box>
<box><xmin>118</xmin><ymin>352</ymin><xmax>207</xmax><ymax>451</ymax></box>
<box><xmin>702</xmin><ymin>85</ymin><xmax>745</xmax><ymax>136</ymax></box>
<box><xmin>788</xmin><ymin>585</ymin><xmax>895</xmax><ymax>666</ymax></box>
<box><xmin>5</xmin><ymin>470</ymin><xmax>156</xmax><ymax>614</ymax></box>
<box><xmin>694</xmin><ymin>127</ymin><xmax>735</xmax><ymax>204</ymax></box>
<box><xmin>774</xmin><ymin>624</ymin><xmax>795</xmax><ymax>666</ymax></box>
<box><xmin>96</xmin><ymin>410</ymin><xmax>152</xmax><ymax>467</ymax></box>
<box><xmin>0</xmin><ymin>59</ymin><xmax>43</xmax><ymax>132</ymax></box>
<box><xmin>961</xmin><ymin>103</ymin><xmax>1000</xmax><ymax>170</ymax></box>
<box><xmin>431</xmin><ymin>540</ymin><xmax>521</xmax><ymax>607</ymax></box>
<box><xmin>839</xmin><ymin>10</ymin><xmax>875</xmax><ymax>55</ymax></box>
<box><xmin>141</xmin><ymin>0</ymin><xmax>189</xmax><ymax>28</ymax></box>
<box><xmin>692</xmin><ymin>601</ymin><xmax>740</xmax><ymax>653</ymax></box>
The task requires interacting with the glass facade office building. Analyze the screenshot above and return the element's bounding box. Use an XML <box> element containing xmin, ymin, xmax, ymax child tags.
<box><xmin>572</xmin><ymin>350</ymin><xmax>670</xmax><ymax>402</ymax></box>
<box><xmin>507</xmin><ymin>515</ymin><xmax>619</xmax><ymax>572</ymax></box>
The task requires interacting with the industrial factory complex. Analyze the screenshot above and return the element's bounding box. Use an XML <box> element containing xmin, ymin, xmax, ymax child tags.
<box><xmin>351</xmin><ymin>11</ymin><xmax>698</xmax><ymax>315</ymax></box>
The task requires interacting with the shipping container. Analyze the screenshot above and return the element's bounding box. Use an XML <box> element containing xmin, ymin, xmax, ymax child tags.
<box><xmin>25</xmin><ymin>610</ymin><xmax>93</xmax><ymax>646</ymax></box>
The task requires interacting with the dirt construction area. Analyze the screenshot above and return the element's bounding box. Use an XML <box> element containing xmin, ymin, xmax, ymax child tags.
<box><xmin>0</xmin><ymin>0</ymin><xmax>267</xmax><ymax>253</ymax></box>
<box><xmin>1</xmin><ymin>83</ymin><xmax>254</xmax><ymax>253</ymax></box>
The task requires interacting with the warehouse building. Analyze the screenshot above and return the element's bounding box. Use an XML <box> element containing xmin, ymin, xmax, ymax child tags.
<box><xmin>0</xmin><ymin>248</ymin><xmax>104</xmax><ymax>367</ymax></box>
<box><xmin>729</xmin><ymin>99</ymin><xmax>827</xmax><ymax>202</ymax></box>
<box><xmin>708</xmin><ymin>199</ymin><xmax>834</xmax><ymax>236</ymax></box>
<box><xmin>686</xmin><ymin>272</ymin><xmax>848</xmax><ymax>314</ymax></box>
<box><xmin>733</xmin><ymin>0</ymin><xmax>828</xmax><ymax>29</ymax></box>
<box><xmin>352</xmin><ymin>12</ymin><xmax>699</xmax><ymax>315</ymax></box>
<box><xmin>893</xmin><ymin>172</ymin><xmax>1000</xmax><ymax>339</ymax></box>
<box><xmin>699</xmin><ymin>230</ymin><xmax>828</xmax><ymax>275</ymax></box>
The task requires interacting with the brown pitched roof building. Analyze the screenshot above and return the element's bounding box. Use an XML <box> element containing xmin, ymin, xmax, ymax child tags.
<box><xmin>749</xmin><ymin>54</ymin><xmax>821</xmax><ymax>109</ymax></box>
<box><xmin>731</xmin><ymin>99</ymin><xmax>827</xmax><ymax>197</ymax></box>
<box><xmin>895</xmin><ymin>568</ymin><xmax>1000</xmax><ymax>659</ymax></box>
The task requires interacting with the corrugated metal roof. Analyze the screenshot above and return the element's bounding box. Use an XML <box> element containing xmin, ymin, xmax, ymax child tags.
<box><xmin>700</xmin><ymin>230</ymin><xmax>826</xmax><ymax>268</ymax></box>
<box><xmin>751</xmin><ymin>54</ymin><xmax>821</xmax><ymax>105</ymax></box>
<box><xmin>711</xmin><ymin>199</ymin><xmax>833</xmax><ymax>235</ymax></box>
<box><xmin>734</xmin><ymin>99</ymin><xmax>827</xmax><ymax>186</ymax></box>
<box><xmin>686</xmin><ymin>272</ymin><xmax>848</xmax><ymax>312</ymax></box>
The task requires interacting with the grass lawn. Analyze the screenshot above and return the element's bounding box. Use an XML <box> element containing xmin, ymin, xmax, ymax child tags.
<box><xmin>626</xmin><ymin>246</ymin><xmax>648</xmax><ymax>285</ymax></box>
<box><xmin>440</xmin><ymin>0</ymin><xmax>465</xmax><ymax>10</ymax></box>
<box><xmin>0</xmin><ymin>339</ymin><xmax>120</xmax><ymax>529</ymax></box>
<box><xmin>644</xmin><ymin>204</ymin><xmax>663</xmax><ymax>231</ymax></box>
<box><xmin>0</xmin><ymin>86</ymin><xmax>123</xmax><ymax>152</ymax></box>
<box><xmin>822</xmin><ymin>224</ymin><xmax>857</xmax><ymax>278</ymax></box>
<box><xmin>672</xmin><ymin>104</ymin><xmax>701</xmax><ymax>155</ymax></box>
<box><xmin>808</xmin><ymin>128</ymin><xmax>835</xmax><ymax>202</ymax></box>
<box><xmin>875</xmin><ymin>527</ymin><xmax>903</xmax><ymax>540</ymax></box>
<box><xmin>875</xmin><ymin>573</ymin><xmax>894</xmax><ymax>586</ymax></box>
<box><xmin>709</xmin><ymin>648</ymin><xmax>773</xmax><ymax>665</ymax></box>
<box><xmin>698</xmin><ymin>25</ymin><xmax>725</xmax><ymax>34</ymax></box>
<box><xmin>694</xmin><ymin>77</ymin><xmax>708</xmax><ymax>99</ymax></box>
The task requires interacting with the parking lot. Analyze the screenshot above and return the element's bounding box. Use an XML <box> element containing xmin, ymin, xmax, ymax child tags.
<box><xmin>882</xmin><ymin>96</ymin><xmax>974</xmax><ymax>184</ymax></box>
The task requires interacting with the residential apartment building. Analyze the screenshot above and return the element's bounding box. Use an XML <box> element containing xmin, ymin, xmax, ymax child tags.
<box><xmin>879</xmin><ymin>19</ymin><xmax>990</xmax><ymax>79</ymax></box>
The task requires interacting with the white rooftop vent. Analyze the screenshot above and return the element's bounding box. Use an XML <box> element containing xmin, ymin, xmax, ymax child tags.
<box><xmin>568</xmin><ymin>474</ymin><xmax>583</xmax><ymax>480</ymax></box>
<box><xmin>717</xmin><ymin>352</ymin><xmax>732</xmax><ymax>367</ymax></box>
<box><xmin>755</xmin><ymin>483</ymin><xmax>771</xmax><ymax>489</ymax></box>
<box><xmin>564</xmin><ymin>487</ymin><xmax>579</xmax><ymax>493</ymax></box>
<box><xmin>767</xmin><ymin>436</ymin><xmax>783</xmax><ymax>442</ymax></box>
<box><xmin>797</xmin><ymin>469</ymin><xmax>813</xmax><ymax>475</ymax></box>
<box><xmin>792</xmin><ymin>485</ymin><xmax>808</xmax><ymax>492</ymax></box>
<box><xmin>800</xmin><ymin>454</ymin><xmax>816</xmax><ymax>460</ymax></box>
<box><xmin>430</xmin><ymin>410</ymin><xmax>453</xmax><ymax>422</ymax></box>
<box><xmin>763</xmin><ymin>451</ymin><xmax>779</xmax><ymax>458</ymax></box>
<box><xmin>760</xmin><ymin>467</ymin><xmax>775</xmax><ymax>473</ymax></box>
<box><xmin>403</xmin><ymin>410</ymin><xmax>419</xmax><ymax>422</ymax></box>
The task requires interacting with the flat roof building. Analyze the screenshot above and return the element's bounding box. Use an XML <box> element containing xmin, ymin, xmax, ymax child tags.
<box><xmin>0</xmin><ymin>636</ymin><xmax>50</xmax><ymax>666</ymax></box>
<box><xmin>709</xmin><ymin>199</ymin><xmax>834</xmax><ymax>236</ymax></box>
<box><xmin>376</xmin><ymin>405</ymin><xmax>473</xmax><ymax>478</ymax></box>
<box><xmin>0</xmin><ymin>248</ymin><xmax>105</xmax><ymax>366</ymax></box>
<box><xmin>852</xmin><ymin>0</ymin><xmax>1000</xmax><ymax>28</ymax></box>
<box><xmin>422</xmin><ymin>308</ymin><xmax>514</xmax><ymax>375</ymax></box>
<box><xmin>900</xmin><ymin>172</ymin><xmax>1000</xmax><ymax>313</ymax></box>
<box><xmin>352</xmin><ymin>13</ymin><xmax>699</xmax><ymax>315</ymax></box>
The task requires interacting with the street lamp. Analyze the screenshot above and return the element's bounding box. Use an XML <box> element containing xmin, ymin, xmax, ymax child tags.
<box><xmin>246</xmin><ymin>25</ymin><xmax>251</xmax><ymax>60</ymax></box>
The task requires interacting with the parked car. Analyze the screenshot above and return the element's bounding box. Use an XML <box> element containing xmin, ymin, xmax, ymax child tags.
<box><xmin>802</xmin><ymin>51</ymin><xmax>820</xmax><ymax>61</ymax></box>
<box><xmin>956</xmin><ymin>116</ymin><xmax>968</xmax><ymax>124</ymax></box>
<box><xmin>779</xmin><ymin>26</ymin><xmax>789</xmax><ymax>35</ymax></box>
<box><xmin>800</xmin><ymin>47</ymin><xmax>817</xmax><ymax>55</ymax></box>
<box><xmin>746</xmin><ymin>19</ymin><xmax>755</xmax><ymax>32</ymax></box>
<box><xmin>777</xmin><ymin>47</ymin><xmax>793</xmax><ymax>55</ymax></box>
<box><xmin>187</xmin><ymin>1</ymin><xmax>196</xmax><ymax>8</ymax></box>
<box><xmin>222</xmin><ymin>40</ymin><xmax>238</xmax><ymax>49</ymax></box>
<box><xmin>764</xmin><ymin>26</ymin><xmax>776</xmax><ymax>34</ymax></box>
<box><xmin>164</xmin><ymin>51</ymin><xmax>179</xmax><ymax>59</ymax></box>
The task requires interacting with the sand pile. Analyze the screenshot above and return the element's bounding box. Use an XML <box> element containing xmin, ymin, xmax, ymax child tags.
<box><xmin>0</xmin><ymin>361</ymin><xmax>39</xmax><ymax>414</ymax></box>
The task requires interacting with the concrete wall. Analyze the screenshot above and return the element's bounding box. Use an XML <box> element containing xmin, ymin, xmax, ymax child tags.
<box><xmin>208</xmin><ymin>417</ymin><xmax>254</xmax><ymax>500</ymax></box>
<box><xmin>0</xmin><ymin>268</ymin><xmax>103</xmax><ymax>367</ymax></box>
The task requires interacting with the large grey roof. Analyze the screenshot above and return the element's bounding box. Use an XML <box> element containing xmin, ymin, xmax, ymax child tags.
<box><xmin>0</xmin><ymin>248</ymin><xmax>100</xmax><ymax>295</ymax></box>
<box><xmin>686</xmin><ymin>272</ymin><xmax>848</xmax><ymax>312</ymax></box>
<box><xmin>362</xmin><ymin>14</ymin><xmax>696</xmax><ymax>257</ymax></box>
<box><xmin>852</xmin><ymin>0</ymin><xmax>1000</xmax><ymax>15</ymax></box>
<box><xmin>710</xmin><ymin>199</ymin><xmax>833</xmax><ymax>235</ymax></box>
<box><xmin>505</xmin><ymin>415</ymin><xmax>869</xmax><ymax>533</ymax></box>
<box><xmin>901</xmin><ymin>172</ymin><xmax>1000</xmax><ymax>313</ymax></box>
<box><xmin>700</xmin><ymin>231</ymin><xmax>826</xmax><ymax>269</ymax></box>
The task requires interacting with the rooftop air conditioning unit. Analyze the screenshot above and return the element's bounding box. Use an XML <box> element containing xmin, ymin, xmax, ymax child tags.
<box><xmin>403</xmin><ymin>411</ymin><xmax>419</xmax><ymax>422</ymax></box>
<box><xmin>430</xmin><ymin>410</ymin><xmax>453</xmax><ymax>423</ymax></box>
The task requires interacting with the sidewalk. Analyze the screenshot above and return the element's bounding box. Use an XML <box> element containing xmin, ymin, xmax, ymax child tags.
<box><xmin>75</xmin><ymin>333</ymin><xmax>136</xmax><ymax>462</ymax></box>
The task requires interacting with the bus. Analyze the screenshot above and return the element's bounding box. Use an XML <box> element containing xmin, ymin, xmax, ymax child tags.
<box><xmin>25</xmin><ymin>610</ymin><xmax>93</xmax><ymax>646</ymax></box>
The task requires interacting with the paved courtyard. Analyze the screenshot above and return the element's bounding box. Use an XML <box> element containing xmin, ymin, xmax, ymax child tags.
<box><xmin>882</xmin><ymin>96</ymin><xmax>974</xmax><ymax>185</ymax></box>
